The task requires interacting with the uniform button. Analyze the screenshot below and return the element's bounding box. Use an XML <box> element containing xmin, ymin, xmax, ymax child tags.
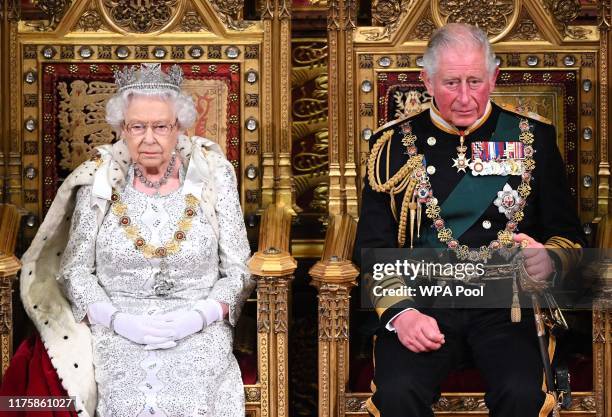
<box><xmin>482</xmin><ymin>220</ymin><xmax>491</xmax><ymax>229</ymax></box>
<box><xmin>427</xmin><ymin>136</ymin><xmax>436</xmax><ymax>146</ymax></box>
<box><xmin>426</xmin><ymin>165</ymin><xmax>436</xmax><ymax>175</ymax></box>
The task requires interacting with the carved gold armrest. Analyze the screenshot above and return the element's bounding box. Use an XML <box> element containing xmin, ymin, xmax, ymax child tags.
<box><xmin>246</xmin><ymin>203</ymin><xmax>297</xmax><ymax>417</ymax></box>
<box><xmin>309</xmin><ymin>214</ymin><xmax>359</xmax><ymax>417</ymax></box>
<box><xmin>0</xmin><ymin>204</ymin><xmax>23</xmax><ymax>379</ymax></box>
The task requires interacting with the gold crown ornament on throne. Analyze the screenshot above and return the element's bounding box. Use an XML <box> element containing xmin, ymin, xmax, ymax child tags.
<box><xmin>114</xmin><ymin>63</ymin><xmax>184</xmax><ymax>93</ymax></box>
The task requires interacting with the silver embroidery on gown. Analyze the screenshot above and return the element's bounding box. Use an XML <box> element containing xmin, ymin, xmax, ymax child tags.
<box><xmin>59</xmin><ymin>163</ymin><xmax>253</xmax><ymax>417</ymax></box>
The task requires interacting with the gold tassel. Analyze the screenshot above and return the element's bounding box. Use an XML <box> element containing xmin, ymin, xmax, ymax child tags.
<box><xmin>416</xmin><ymin>202</ymin><xmax>422</xmax><ymax>238</ymax></box>
<box><xmin>511</xmin><ymin>275</ymin><xmax>521</xmax><ymax>323</ymax></box>
<box><xmin>409</xmin><ymin>201</ymin><xmax>417</xmax><ymax>248</ymax></box>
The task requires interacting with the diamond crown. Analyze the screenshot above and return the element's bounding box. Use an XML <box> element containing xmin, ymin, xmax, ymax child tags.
<box><xmin>114</xmin><ymin>63</ymin><xmax>183</xmax><ymax>93</ymax></box>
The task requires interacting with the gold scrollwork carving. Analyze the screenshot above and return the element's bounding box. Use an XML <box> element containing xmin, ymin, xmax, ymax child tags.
<box><xmin>179</xmin><ymin>10</ymin><xmax>208</xmax><ymax>32</ymax></box>
<box><xmin>432</xmin><ymin>0</ymin><xmax>519</xmax><ymax>43</ymax></box>
<box><xmin>507</xmin><ymin>9</ymin><xmax>544</xmax><ymax>40</ymax></box>
<box><xmin>99</xmin><ymin>0</ymin><xmax>180</xmax><ymax>33</ymax></box>
<box><xmin>291</xmin><ymin>41</ymin><xmax>329</xmax><ymax>211</ymax></box>
<box><xmin>433</xmin><ymin>396</ymin><xmax>488</xmax><ymax>411</ymax></box>
<box><xmin>75</xmin><ymin>9</ymin><xmax>105</xmax><ymax>32</ymax></box>
<box><xmin>345</xmin><ymin>397</ymin><xmax>366</xmax><ymax>413</ymax></box>
<box><xmin>5</xmin><ymin>0</ymin><xmax>21</xmax><ymax>21</ymax></box>
<box><xmin>209</xmin><ymin>0</ymin><xmax>253</xmax><ymax>31</ymax></box>
<box><xmin>412</xmin><ymin>15</ymin><xmax>436</xmax><ymax>40</ymax></box>
<box><xmin>317</xmin><ymin>284</ymin><xmax>350</xmax><ymax>341</ymax></box>
<box><xmin>318</xmin><ymin>291</ymin><xmax>334</xmax><ymax>341</ymax></box>
<box><xmin>293</xmin><ymin>130</ymin><xmax>328</xmax><ymax>172</ymax></box>
<box><xmin>363</xmin><ymin>0</ymin><xmax>413</xmax><ymax>40</ymax></box>
<box><xmin>593</xmin><ymin>308</ymin><xmax>606</xmax><ymax>343</ymax></box>
<box><xmin>274</xmin><ymin>281</ymin><xmax>289</xmax><ymax>334</ymax></box>
<box><xmin>0</xmin><ymin>278</ymin><xmax>13</xmax><ymax>335</ymax></box>
<box><xmin>244</xmin><ymin>386</ymin><xmax>261</xmax><ymax>402</ymax></box>
<box><xmin>30</xmin><ymin>0</ymin><xmax>72</xmax><ymax>31</ymax></box>
<box><xmin>567</xmin><ymin>395</ymin><xmax>596</xmax><ymax>411</ymax></box>
<box><xmin>328</xmin><ymin>0</ymin><xmax>340</xmax><ymax>29</ymax></box>
<box><xmin>293</xmin><ymin>44</ymin><xmax>328</xmax><ymax>67</ymax></box>
<box><xmin>543</xmin><ymin>0</ymin><xmax>593</xmax><ymax>39</ymax></box>
<box><xmin>256</xmin><ymin>278</ymin><xmax>271</xmax><ymax>333</ymax></box>
<box><xmin>599</xmin><ymin>0</ymin><xmax>611</xmax><ymax>29</ymax></box>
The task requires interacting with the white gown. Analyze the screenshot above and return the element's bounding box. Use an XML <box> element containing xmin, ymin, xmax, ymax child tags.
<box><xmin>58</xmin><ymin>164</ymin><xmax>253</xmax><ymax>417</ymax></box>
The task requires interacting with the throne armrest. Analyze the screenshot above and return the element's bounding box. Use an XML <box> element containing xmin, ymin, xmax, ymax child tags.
<box><xmin>0</xmin><ymin>204</ymin><xmax>23</xmax><ymax>379</ymax></box>
<box><xmin>246</xmin><ymin>203</ymin><xmax>297</xmax><ymax>417</ymax></box>
<box><xmin>310</xmin><ymin>214</ymin><xmax>359</xmax><ymax>417</ymax></box>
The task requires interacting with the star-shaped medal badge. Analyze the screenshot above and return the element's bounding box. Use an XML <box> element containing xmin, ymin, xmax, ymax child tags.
<box><xmin>452</xmin><ymin>153</ymin><xmax>470</xmax><ymax>173</ymax></box>
<box><xmin>494</xmin><ymin>183</ymin><xmax>523</xmax><ymax>219</ymax></box>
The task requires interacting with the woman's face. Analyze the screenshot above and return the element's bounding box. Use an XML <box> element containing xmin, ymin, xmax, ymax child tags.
<box><xmin>122</xmin><ymin>95</ymin><xmax>179</xmax><ymax>171</ymax></box>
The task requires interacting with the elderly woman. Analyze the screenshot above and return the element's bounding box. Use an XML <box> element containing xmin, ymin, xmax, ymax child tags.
<box><xmin>18</xmin><ymin>63</ymin><xmax>254</xmax><ymax>417</ymax></box>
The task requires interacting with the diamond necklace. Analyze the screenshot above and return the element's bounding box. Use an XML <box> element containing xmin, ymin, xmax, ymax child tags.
<box><xmin>134</xmin><ymin>152</ymin><xmax>177</xmax><ymax>192</ymax></box>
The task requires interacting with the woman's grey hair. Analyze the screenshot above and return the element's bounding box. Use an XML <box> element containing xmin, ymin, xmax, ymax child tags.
<box><xmin>423</xmin><ymin>23</ymin><xmax>497</xmax><ymax>77</ymax></box>
<box><xmin>105</xmin><ymin>89</ymin><xmax>197</xmax><ymax>134</ymax></box>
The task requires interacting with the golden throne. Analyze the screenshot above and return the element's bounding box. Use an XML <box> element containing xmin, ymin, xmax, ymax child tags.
<box><xmin>314</xmin><ymin>0</ymin><xmax>611</xmax><ymax>416</ymax></box>
<box><xmin>0</xmin><ymin>1</ymin><xmax>297</xmax><ymax>416</ymax></box>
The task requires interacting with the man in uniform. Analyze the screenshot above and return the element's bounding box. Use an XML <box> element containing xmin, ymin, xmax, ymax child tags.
<box><xmin>355</xmin><ymin>23</ymin><xmax>584</xmax><ymax>417</ymax></box>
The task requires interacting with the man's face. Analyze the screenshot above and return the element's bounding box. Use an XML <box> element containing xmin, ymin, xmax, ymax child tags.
<box><xmin>422</xmin><ymin>46</ymin><xmax>498</xmax><ymax>127</ymax></box>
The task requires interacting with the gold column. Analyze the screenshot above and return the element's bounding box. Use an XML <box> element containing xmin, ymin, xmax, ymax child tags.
<box><xmin>261</xmin><ymin>2</ymin><xmax>275</xmax><ymax>208</ymax></box>
<box><xmin>328</xmin><ymin>0</ymin><xmax>358</xmax><ymax>217</ymax></box>
<box><xmin>276</xmin><ymin>0</ymin><xmax>293</xmax><ymax>210</ymax></box>
<box><xmin>598</xmin><ymin>0</ymin><xmax>611</xmax><ymax>217</ymax></box>
<box><xmin>261</xmin><ymin>0</ymin><xmax>293</xmax><ymax>210</ymax></box>
<box><xmin>327</xmin><ymin>0</ymin><xmax>343</xmax><ymax>215</ymax></box>
<box><xmin>343</xmin><ymin>0</ymin><xmax>358</xmax><ymax>218</ymax></box>
<box><xmin>310</xmin><ymin>215</ymin><xmax>358</xmax><ymax>417</ymax></box>
<box><xmin>248</xmin><ymin>204</ymin><xmax>297</xmax><ymax>417</ymax></box>
<box><xmin>0</xmin><ymin>1</ymin><xmax>19</xmax><ymax>203</ymax></box>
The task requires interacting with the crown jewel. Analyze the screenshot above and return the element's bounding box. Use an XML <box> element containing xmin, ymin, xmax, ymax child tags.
<box><xmin>114</xmin><ymin>63</ymin><xmax>183</xmax><ymax>93</ymax></box>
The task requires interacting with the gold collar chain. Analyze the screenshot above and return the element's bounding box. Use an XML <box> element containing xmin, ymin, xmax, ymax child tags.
<box><xmin>110</xmin><ymin>190</ymin><xmax>199</xmax><ymax>258</ymax></box>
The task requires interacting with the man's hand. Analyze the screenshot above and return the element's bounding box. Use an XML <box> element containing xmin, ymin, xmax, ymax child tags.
<box><xmin>513</xmin><ymin>233</ymin><xmax>554</xmax><ymax>282</ymax></box>
<box><xmin>392</xmin><ymin>310</ymin><xmax>445</xmax><ymax>353</ymax></box>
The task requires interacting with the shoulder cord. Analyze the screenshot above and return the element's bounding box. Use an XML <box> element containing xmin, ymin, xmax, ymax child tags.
<box><xmin>367</xmin><ymin>129</ymin><xmax>423</xmax><ymax>247</ymax></box>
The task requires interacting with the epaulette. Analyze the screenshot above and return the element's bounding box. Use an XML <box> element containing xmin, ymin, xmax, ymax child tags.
<box><xmin>372</xmin><ymin>107</ymin><xmax>428</xmax><ymax>136</ymax></box>
<box><xmin>497</xmin><ymin>102</ymin><xmax>552</xmax><ymax>125</ymax></box>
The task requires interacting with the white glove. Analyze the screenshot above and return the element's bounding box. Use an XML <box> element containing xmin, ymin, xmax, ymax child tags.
<box><xmin>153</xmin><ymin>299</ymin><xmax>224</xmax><ymax>343</ymax></box>
<box><xmin>112</xmin><ymin>312</ymin><xmax>177</xmax><ymax>345</ymax></box>
<box><xmin>88</xmin><ymin>302</ymin><xmax>177</xmax><ymax>347</ymax></box>
<box><xmin>144</xmin><ymin>340</ymin><xmax>177</xmax><ymax>351</ymax></box>
<box><xmin>87</xmin><ymin>302</ymin><xmax>118</xmax><ymax>328</ymax></box>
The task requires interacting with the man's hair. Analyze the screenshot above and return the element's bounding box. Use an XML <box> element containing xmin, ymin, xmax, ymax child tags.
<box><xmin>423</xmin><ymin>23</ymin><xmax>497</xmax><ymax>77</ymax></box>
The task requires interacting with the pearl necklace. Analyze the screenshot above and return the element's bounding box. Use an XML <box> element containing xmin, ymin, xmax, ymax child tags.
<box><xmin>134</xmin><ymin>153</ymin><xmax>177</xmax><ymax>193</ymax></box>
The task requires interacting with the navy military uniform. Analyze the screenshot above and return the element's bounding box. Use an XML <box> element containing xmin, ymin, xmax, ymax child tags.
<box><xmin>354</xmin><ymin>101</ymin><xmax>584</xmax><ymax>417</ymax></box>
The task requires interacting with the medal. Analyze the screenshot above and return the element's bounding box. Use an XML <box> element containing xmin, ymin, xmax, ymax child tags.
<box><xmin>401</xmin><ymin>121</ymin><xmax>417</xmax><ymax>152</ymax></box>
<box><xmin>469</xmin><ymin>157</ymin><xmax>485</xmax><ymax>175</ymax></box>
<box><xmin>453</xmin><ymin>133</ymin><xmax>471</xmax><ymax>173</ymax></box>
<box><xmin>494</xmin><ymin>183</ymin><xmax>523</xmax><ymax>219</ymax></box>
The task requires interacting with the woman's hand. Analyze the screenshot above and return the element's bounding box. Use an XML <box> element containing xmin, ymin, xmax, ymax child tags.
<box><xmin>148</xmin><ymin>300</ymin><xmax>225</xmax><ymax>347</ymax></box>
<box><xmin>112</xmin><ymin>313</ymin><xmax>177</xmax><ymax>345</ymax></box>
<box><xmin>154</xmin><ymin>310</ymin><xmax>205</xmax><ymax>341</ymax></box>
